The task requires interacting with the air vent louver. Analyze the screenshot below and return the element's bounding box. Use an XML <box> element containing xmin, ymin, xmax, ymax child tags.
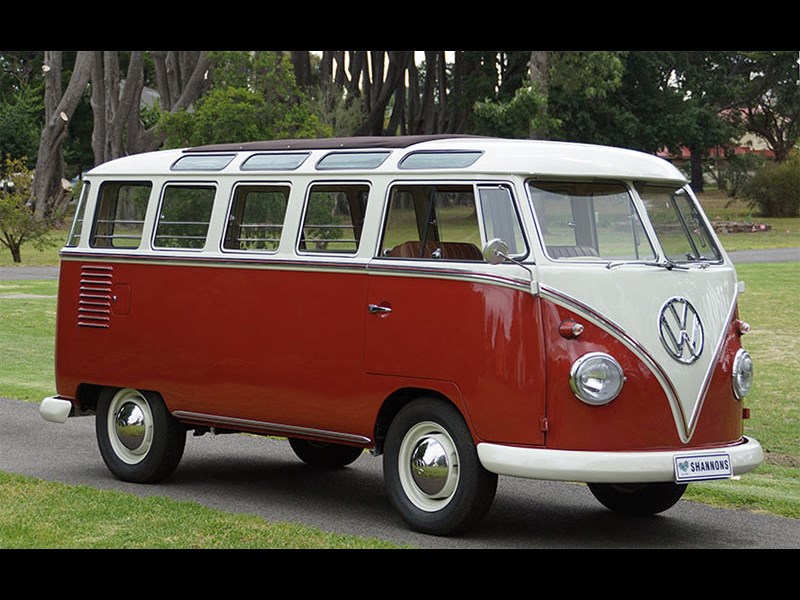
<box><xmin>78</xmin><ymin>265</ymin><xmax>113</xmax><ymax>329</ymax></box>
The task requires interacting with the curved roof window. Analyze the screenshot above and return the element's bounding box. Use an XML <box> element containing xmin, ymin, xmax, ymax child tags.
<box><xmin>399</xmin><ymin>151</ymin><xmax>482</xmax><ymax>169</ymax></box>
<box><xmin>241</xmin><ymin>153</ymin><xmax>310</xmax><ymax>171</ymax></box>
<box><xmin>316</xmin><ymin>151</ymin><xmax>390</xmax><ymax>170</ymax></box>
<box><xmin>171</xmin><ymin>154</ymin><xmax>235</xmax><ymax>171</ymax></box>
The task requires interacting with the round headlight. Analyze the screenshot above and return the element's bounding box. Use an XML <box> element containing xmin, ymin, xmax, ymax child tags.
<box><xmin>732</xmin><ymin>349</ymin><xmax>754</xmax><ymax>399</ymax></box>
<box><xmin>569</xmin><ymin>352</ymin><xmax>625</xmax><ymax>406</ymax></box>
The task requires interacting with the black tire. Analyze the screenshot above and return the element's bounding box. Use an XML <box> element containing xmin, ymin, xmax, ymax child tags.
<box><xmin>383</xmin><ymin>398</ymin><xmax>498</xmax><ymax>536</ymax></box>
<box><xmin>288</xmin><ymin>438</ymin><xmax>363</xmax><ymax>468</ymax></box>
<box><xmin>96</xmin><ymin>387</ymin><xmax>186</xmax><ymax>483</ymax></box>
<box><xmin>588</xmin><ymin>481</ymin><xmax>687</xmax><ymax>516</ymax></box>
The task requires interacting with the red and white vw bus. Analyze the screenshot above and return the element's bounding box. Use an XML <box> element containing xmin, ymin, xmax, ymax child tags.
<box><xmin>40</xmin><ymin>135</ymin><xmax>763</xmax><ymax>535</ymax></box>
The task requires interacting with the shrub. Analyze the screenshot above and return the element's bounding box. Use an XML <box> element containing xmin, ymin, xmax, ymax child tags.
<box><xmin>0</xmin><ymin>157</ymin><xmax>53</xmax><ymax>263</ymax></box>
<box><xmin>742</xmin><ymin>150</ymin><xmax>800</xmax><ymax>217</ymax></box>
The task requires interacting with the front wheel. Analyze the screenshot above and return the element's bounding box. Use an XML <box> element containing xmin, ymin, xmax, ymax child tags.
<box><xmin>96</xmin><ymin>387</ymin><xmax>186</xmax><ymax>483</ymax></box>
<box><xmin>588</xmin><ymin>481</ymin><xmax>687</xmax><ymax>516</ymax></box>
<box><xmin>288</xmin><ymin>438</ymin><xmax>363</xmax><ymax>468</ymax></box>
<box><xmin>383</xmin><ymin>398</ymin><xmax>497</xmax><ymax>536</ymax></box>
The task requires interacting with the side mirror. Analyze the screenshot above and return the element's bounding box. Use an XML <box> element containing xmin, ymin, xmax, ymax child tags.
<box><xmin>482</xmin><ymin>238</ymin><xmax>510</xmax><ymax>265</ymax></box>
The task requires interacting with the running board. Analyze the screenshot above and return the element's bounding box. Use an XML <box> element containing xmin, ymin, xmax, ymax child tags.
<box><xmin>172</xmin><ymin>410</ymin><xmax>372</xmax><ymax>446</ymax></box>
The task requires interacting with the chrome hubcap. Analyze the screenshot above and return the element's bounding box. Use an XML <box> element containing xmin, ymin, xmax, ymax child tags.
<box><xmin>398</xmin><ymin>422</ymin><xmax>460</xmax><ymax>512</ymax></box>
<box><xmin>106</xmin><ymin>389</ymin><xmax>154</xmax><ymax>465</ymax></box>
<box><xmin>115</xmin><ymin>402</ymin><xmax>147</xmax><ymax>451</ymax></box>
<box><xmin>410</xmin><ymin>436</ymin><xmax>450</xmax><ymax>496</ymax></box>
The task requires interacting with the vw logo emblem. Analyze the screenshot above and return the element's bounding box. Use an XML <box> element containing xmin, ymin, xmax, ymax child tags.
<box><xmin>658</xmin><ymin>297</ymin><xmax>704</xmax><ymax>364</ymax></box>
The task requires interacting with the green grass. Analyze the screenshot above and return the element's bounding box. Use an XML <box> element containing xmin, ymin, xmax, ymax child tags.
<box><xmin>0</xmin><ymin>281</ymin><xmax>56</xmax><ymax>402</ymax></box>
<box><xmin>0</xmin><ymin>471</ymin><xmax>402</xmax><ymax>549</ymax></box>
<box><xmin>682</xmin><ymin>261</ymin><xmax>800</xmax><ymax>518</ymax></box>
<box><xmin>697</xmin><ymin>190</ymin><xmax>800</xmax><ymax>251</ymax></box>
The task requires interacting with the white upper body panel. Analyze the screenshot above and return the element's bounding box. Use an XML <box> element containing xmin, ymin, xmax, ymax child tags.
<box><xmin>86</xmin><ymin>136</ymin><xmax>688</xmax><ymax>185</ymax></box>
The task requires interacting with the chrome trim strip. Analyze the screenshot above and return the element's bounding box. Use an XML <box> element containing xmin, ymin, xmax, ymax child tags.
<box><xmin>172</xmin><ymin>410</ymin><xmax>372</xmax><ymax>445</ymax></box>
<box><xmin>367</xmin><ymin>262</ymin><xmax>532</xmax><ymax>293</ymax></box>
<box><xmin>59</xmin><ymin>252</ymin><xmax>534</xmax><ymax>293</ymax></box>
<box><xmin>539</xmin><ymin>283</ymin><xmax>689</xmax><ymax>441</ymax></box>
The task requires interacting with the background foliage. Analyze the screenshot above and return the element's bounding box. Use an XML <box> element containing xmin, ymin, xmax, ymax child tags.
<box><xmin>0</xmin><ymin>50</ymin><xmax>797</xmax><ymax>254</ymax></box>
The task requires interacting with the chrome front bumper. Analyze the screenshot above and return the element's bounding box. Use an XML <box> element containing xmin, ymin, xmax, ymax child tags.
<box><xmin>477</xmin><ymin>436</ymin><xmax>764</xmax><ymax>483</ymax></box>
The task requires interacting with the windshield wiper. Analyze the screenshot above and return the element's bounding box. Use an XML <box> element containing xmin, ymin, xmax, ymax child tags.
<box><xmin>605</xmin><ymin>259</ymin><xmax>690</xmax><ymax>270</ymax></box>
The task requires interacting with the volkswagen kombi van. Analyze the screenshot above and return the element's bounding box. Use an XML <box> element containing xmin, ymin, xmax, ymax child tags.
<box><xmin>40</xmin><ymin>135</ymin><xmax>763</xmax><ymax>535</ymax></box>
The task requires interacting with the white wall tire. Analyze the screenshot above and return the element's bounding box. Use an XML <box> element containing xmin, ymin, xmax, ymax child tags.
<box><xmin>96</xmin><ymin>388</ymin><xmax>186</xmax><ymax>483</ymax></box>
<box><xmin>384</xmin><ymin>398</ymin><xmax>497</xmax><ymax>536</ymax></box>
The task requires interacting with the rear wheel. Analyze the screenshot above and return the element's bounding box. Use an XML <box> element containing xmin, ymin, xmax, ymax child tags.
<box><xmin>288</xmin><ymin>438</ymin><xmax>363</xmax><ymax>468</ymax></box>
<box><xmin>96</xmin><ymin>387</ymin><xmax>186</xmax><ymax>483</ymax></box>
<box><xmin>588</xmin><ymin>481</ymin><xmax>687</xmax><ymax>515</ymax></box>
<box><xmin>383</xmin><ymin>398</ymin><xmax>497</xmax><ymax>536</ymax></box>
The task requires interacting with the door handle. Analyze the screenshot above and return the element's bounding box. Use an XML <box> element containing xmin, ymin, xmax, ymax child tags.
<box><xmin>368</xmin><ymin>303</ymin><xmax>392</xmax><ymax>315</ymax></box>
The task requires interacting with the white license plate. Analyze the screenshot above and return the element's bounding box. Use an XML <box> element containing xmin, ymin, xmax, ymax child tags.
<box><xmin>674</xmin><ymin>452</ymin><xmax>732</xmax><ymax>482</ymax></box>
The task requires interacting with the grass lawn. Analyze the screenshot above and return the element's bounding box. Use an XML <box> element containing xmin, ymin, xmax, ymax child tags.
<box><xmin>697</xmin><ymin>190</ymin><xmax>800</xmax><ymax>251</ymax></box>
<box><xmin>0</xmin><ymin>470</ymin><xmax>402</xmax><ymax>549</ymax></box>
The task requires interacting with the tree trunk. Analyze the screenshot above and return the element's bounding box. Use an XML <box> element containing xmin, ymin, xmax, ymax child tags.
<box><xmin>145</xmin><ymin>51</ymin><xmax>209</xmax><ymax>152</ymax></box>
<box><xmin>354</xmin><ymin>51</ymin><xmax>412</xmax><ymax>137</ymax></box>
<box><xmin>91</xmin><ymin>51</ymin><xmax>147</xmax><ymax>164</ymax></box>
<box><xmin>529</xmin><ymin>51</ymin><xmax>549</xmax><ymax>140</ymax></box>
<box><xmin>407</xmin><ymin>59</ymin><xmax>420</xmax><ymax>132</ymax></box>
<box><xmin>90</xmin><ymin>51</ymin><xmax>107</xmax><ymax>164</ymax></box>
<box><xmin>290</xmin><ymin>51</ymin><xmax>312</xmax><ymax>89</ymax></box>
<box><xmin>417</xmin><ymin>51</ymin><xmax>438</xmax><ymax>134</ymax></box>
<box><xmin>689</xmin><ymin>149</ymin><xmax>705</xmax><ymax>192</ymax></box>
<box><xmin>33</xmin><ymin>50</ymin><xmax>94</xmax><ymax>221</ymax></box>
<box><xmin>448</xmin><ymin>51</ymin><xmax>471</xmax><ymax>134</ymax></box>
<box><xmin>10</xmin><ymin>243</ymin><xmax>21</xmax><ymax>263</ymax></box>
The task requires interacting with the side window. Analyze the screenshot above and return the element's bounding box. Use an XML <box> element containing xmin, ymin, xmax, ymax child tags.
<box><xmin>154</xmin><ymin>184</ymin><xmax>216</xmax><ymax>250</ymax></box>
<box><xmin>380</xmin><ymin>184</ymin><xmax>483</xmax><ymax>261</ymax></box>
<box><xmin>299</xmin><ymin>183</ymin><xmax>369</xmax><ymax>254</ymax></box>
<box><xmin>66</xmin><ymin>181</ymin><xmax>91</xmax><ymax>247</ymax></box>
<box><xmin>223</xmin><ymin>184</ymin><xmax>289</xmax><ymax>252</ymax></box>
<box><xmin>478</xmin><ymin>185</ymin><xmax>526</xmax><ymax>256</ymax></box>
<box><xmin>91</xmin><ymin>181</ymin><xmax>151</xmax><ymax>248</ymax></box>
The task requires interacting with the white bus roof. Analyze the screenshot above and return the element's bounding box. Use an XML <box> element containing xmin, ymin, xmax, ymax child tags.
<box><xmin>86</xmin><ymin>135</ymin><xmax>688</xmax><ymax>185</ymax></box>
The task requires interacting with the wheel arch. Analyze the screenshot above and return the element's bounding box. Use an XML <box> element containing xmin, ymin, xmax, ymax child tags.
<box><xmin>76</xmin><ymin>383</ymin><xmax>170</xmax><ymax>413</ymax></box>
<box><xmin>373</xmin><ymin>385</ymin><xmax>473</xmax><ymax>455</ymax></box>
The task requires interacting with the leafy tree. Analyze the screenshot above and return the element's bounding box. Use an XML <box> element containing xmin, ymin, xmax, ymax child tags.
<box><xmin>0</xmin><ymin>52</ymin><xmax>44</xmax><ymax>167</ymax></box>
<box><xmin>735</xmin><ymin>51</ymin><xmax>799</xmax><ymax>163</ymax></box>
<box><xmin>665</xmin><ymin>52</ymin><xmax>748</xmax><ymax>191</ymax></box>
<box><xmin>0</xmin><ymin>157</ymin><xmax>52</xmax><ymax>263</ymax></box>
<box><xmin>553</xmin><ymin>51</ymin><xmax>686</xmax><ymax>153</ymax></box>
<box><xmin>0</xmin><ymin>87</ymin><xmax>41</xmax><ymax>166</ymax></box>
<box><xmin>473</xmin><ymin>85</ymin><xmax>552</xmax><ymax>139</ymax></box>
<box><xmin>159</xmin><ymin>51</ymin><xmax>330</xmax><ymax>147</ymax></box>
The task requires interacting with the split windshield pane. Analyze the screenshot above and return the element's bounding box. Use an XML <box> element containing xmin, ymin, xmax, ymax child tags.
<box><xmin>529</xmin><ymin>181</ymin><xmax>655</xmax><ymax>261</ymax></box>
<box><xmin>636</xmin><ymin>184</ymin><xmax>721</xmax><ymax>262</ymax></box>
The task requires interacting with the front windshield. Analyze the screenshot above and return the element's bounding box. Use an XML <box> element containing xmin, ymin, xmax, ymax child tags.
<box><xmin>636</xmin><ymin>184</ymin><xmax>721</xmax><ymax>263</ymax></box>
<box><xmin>529</xmin><ymin>181</ymin><xmax>656</xmax><ymax>261</ymax></box>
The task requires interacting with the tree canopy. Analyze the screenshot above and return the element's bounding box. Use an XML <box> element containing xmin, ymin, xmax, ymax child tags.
<box><xmin>0</xmin><ymin>50</ymin><xmax>797</xmax><ymax>223</ymax></box>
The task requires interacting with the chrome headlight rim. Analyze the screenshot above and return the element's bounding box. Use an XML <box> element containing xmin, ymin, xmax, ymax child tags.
<box><xmin>732</xmin><ymin>348</ymin><xmax>754</xmax><ymax>400</ymax></box>
<box><xmin>569</xmin><ymin>352</ymin><xmax>625</xmax><ymax>406</ymax></box>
